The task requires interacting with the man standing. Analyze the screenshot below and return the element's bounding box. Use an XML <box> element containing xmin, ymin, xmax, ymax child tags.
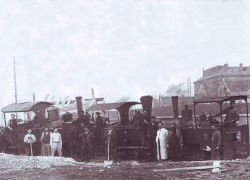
<box><xmin>168</xmin><ymin>123</ymin><xmax>183</xmax><ymax>162</ymax></box>
<box><xmin>103</xmin><ymin>125</ymin><xmax>118</xmax><ymax>163</ymax></box>
<box><xmin>40</xmin><ymin>127</ymin><xmax>51</xmax><ymax>156</ymax></box>
<box><xmin>96</xmin><ymin>112</ymin><xmax>104</xmax><ymax>152</ymax></box>
<box><xmin>50</xmin><ymin>128</ymin><xmax>62</xmax><ymax>157</ymax></box>
<box><xmin>0</xmin><ymin>127</ymin><xmax>7</xmax><ymax>153</ymax></box>
<box><xmin>24</xmin><ymin>129</ymin><xmax>36</xmax><ymax>156</ymax></box>
<box><xmin>211</xmin><ymin>125</ymin><xmax>222</xmax><ymax>160</ymax></box>
<box><xmin>147</xmin><ymin>117</ymin><xmax>157</xmax><ymax>160</ymax></box>
<box><xmin>215</xmin><ymin>100</ymin><xmax>239</xmax><ymax>127</ymax></box>
<box><xmin>80</xmin><ymin>126</ymin><xmax>95</xmax><ymax>162</ymax></box>
<box><xmin>134</xmin><ymin>111</ymin><xmax>146</xmax><ymax>146</ymax></box>
<box><xmin>69</xmin><ymin>124</ymin><xmax>80</xmax><ymax>159</ymax></box>
<box><xmin>156</xmin><ymin>122</ymin><xmax>168</xmax><ymax>161</ymax></box>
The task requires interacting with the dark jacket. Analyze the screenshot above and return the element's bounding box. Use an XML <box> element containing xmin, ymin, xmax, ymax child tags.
<box><xmin>80</xmin><ymin>132</ymin><xmax>95</xmax><ymax>150</ymax></box>
<box><xmin>211</xmin><ymin>129</ymin><xmax>222</xmax><ymax>149</ymax></box>
<box><xmin>103</xmin><ymin>129</ymin><xmax>117</xmax><ymax>147</ymax></box>
<box><xmin>0</xmin><ymin>131</ymin><xmax>7</xmax><ymax>146</ymax></box>
<box><xmin>167</xmin><ymin>128</ymin><xmax>183</xmax><ymax>146</ymax></box>
<box><xmin>69</xmin><ymin>129</ymin><xmax>79</xmax><ymax>144</ymax></box>
<box><xmin>96</xmin><ymin>116</ymin><xmax>103</xmax><ymax>128</ymax></box>
<box><xmin>134</xmin><ymin>113</ymin><xmax>146</xmax><ymax>130</ymax></box>
<box><xmin>147</xmin><ymin>122</ymin><xmax>157</xmax><ymax>138</ymax></box>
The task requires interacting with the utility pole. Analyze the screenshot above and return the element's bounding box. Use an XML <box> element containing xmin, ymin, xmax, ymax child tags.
<box><xmin>14</xmin><ymin>56</ymin><xmax>18</xmax><ymax>119</ymax></box>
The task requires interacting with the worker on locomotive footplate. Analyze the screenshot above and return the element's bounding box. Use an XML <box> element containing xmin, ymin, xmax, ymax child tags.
<box><xmin>103</xmin><ymin>125</ymin><xmax>118</xmax><ymax>163</ymax></box>
<box><xmin>147</xmin><ymin>116</ymin><xmax>158</xmax><ymax>161</ymax></box>
<box><xmin>80</xmin><ymin>126</ymin><xmax>95</xmax><ymax>162</ymax></box>
<box><xmin>210</xmin><ymin>124</ymin><xmax>222</xmax><ymax>160</ymax></box>
<box><xmin>40</xmin><ymin>127</ymin><xmax>51</xmax><ymax>156</ymax></box>
<box><xmin>24</xmin><ymin>129</ymin><xmax>36</xmax><ymax>156</ymax></box>
<box><xmin>134</xmin><ymin>110</ymin><xmax>147</xmax><ymax>147</ymax></box>
<box><xmin>167</xmin><ymin>123</ymin><xmax>183</xmax><ymax>162</ymax></box>
<box><xmin>0</xmin><ymin>127</ymin><xmax>7</xmax><ymax>153</ymax></box>
<box><xmin>214</xmin><ymin>100</ymin><xmax>240</xmax><ymax>127</ymax></box>
<box><xmin>68</xmin><ymin>124</ymin><xmax>79</xmax><ymax>160</ymax></box>
<box><xmin>8</xmin><ymin>114</ymin><xmax>18</xmax><ymax>129</ymax></box>
<box><xmin>95</xmin><ymin>112</ymin><xmax>104</xmax><ymax>152</ymax></box>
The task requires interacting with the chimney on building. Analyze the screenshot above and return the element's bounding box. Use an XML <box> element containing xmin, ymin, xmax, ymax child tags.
<box><xmin>224</xmin><ymin>63</ymin><xmax>228</xmax><ymax>68</ymax></box>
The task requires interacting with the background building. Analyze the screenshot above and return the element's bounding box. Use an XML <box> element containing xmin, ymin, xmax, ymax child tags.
<box><xmin>194</xmin><ymin>63</ymin><xmax>250</xmax><ymax>99</ymax></box>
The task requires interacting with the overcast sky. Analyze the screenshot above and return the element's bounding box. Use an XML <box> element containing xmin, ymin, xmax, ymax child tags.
<box><xmin>1</xmin><ymin>0</ymin><xmax>250</xmax><ymax>108</ymax></box>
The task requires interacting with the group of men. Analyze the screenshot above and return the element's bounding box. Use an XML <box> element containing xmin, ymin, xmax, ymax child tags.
<box><xmin>23</xmin><ymin>127</ymin><xmax>62</xmax><ymax>157</ymax></box>
<box><xmin>132</xmin><ymin>111</ymin><xmax>184</xmax><ymax>162</ymax></box>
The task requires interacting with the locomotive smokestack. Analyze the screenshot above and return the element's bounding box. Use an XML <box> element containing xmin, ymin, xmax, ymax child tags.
<box><xmin>140</xmin><ymin>95</ymin><xmax>153</xmax><ymax>117</ymax></box>
<box><xmin>75</xmin><ymin>96</ymin><xmax>83</xmax><ymax>116</ymax></box>
<box><xmin>171</xmin><ymin>96</ymin><xmax>179</xmax><ymax>118</ymax></box>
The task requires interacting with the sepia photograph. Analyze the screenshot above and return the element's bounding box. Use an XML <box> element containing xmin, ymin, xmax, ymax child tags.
<box><xmin>1</xmin><ymin>0</ymin><xmax>250</xmax><ymax>179</ymax></box>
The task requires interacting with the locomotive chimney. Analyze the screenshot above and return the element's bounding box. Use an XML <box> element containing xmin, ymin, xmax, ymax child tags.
<box><xmin>75</xmin><ymin>96</ymin><xmax>83</xmax><ymax>116</ymax></box>
<box><xmin>171</xmin><ymin>96</ymin><xmax>179</xmax><ymax>118</ymax></box>
<box><xmin>140</xmin><ymin>95</ymin><xmax>153</xmax><ymax>117</ymax></box>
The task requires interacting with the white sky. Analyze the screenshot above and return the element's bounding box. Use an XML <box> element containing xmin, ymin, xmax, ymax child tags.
<box><xmin>1</xmin><ymin>0</ymin><xmax>250</xmax><ymax>108</ymax></box>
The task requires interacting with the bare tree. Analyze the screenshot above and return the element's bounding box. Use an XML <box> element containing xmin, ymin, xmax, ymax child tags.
<box><xmin>116</xmin><ymin>96</ymin><xmax>130</xmax><ymax>103</ymax></box>
<box><xmin>166</xmin><ymin>82</ymin><xmax>187</xmax><ymax>97</ymax></box>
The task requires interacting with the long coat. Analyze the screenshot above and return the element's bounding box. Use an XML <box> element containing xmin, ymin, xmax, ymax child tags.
<box><xmin>103</xmin><ymin>129</ymin><xmax>117</xmax><ymax>148</ymax></box>
<box><xmin>80</xmin><ymin>132</ymin><xmax>95</xmax><ymax>150</ymax></box>
<box><xmin>156</xmin><ymin>128</ymin><xmax>169</xmax><ymax>160</ymax></box>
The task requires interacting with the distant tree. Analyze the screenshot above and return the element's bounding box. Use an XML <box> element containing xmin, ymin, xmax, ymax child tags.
<box><xmin>166</xmin><ymin>82</ymin><xmax>187</xmax><ymax>97</ymax></box>
<box><xmin>116</xmin><ymin>96</ymin><xmax>130</xmax><ymax>103</ymax></box>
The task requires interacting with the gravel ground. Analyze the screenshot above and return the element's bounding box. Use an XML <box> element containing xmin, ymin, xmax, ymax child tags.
<box><xmin>1</xmin><ymin>153</ymin><xmax>250</xmax><ymax>180</ymax></box>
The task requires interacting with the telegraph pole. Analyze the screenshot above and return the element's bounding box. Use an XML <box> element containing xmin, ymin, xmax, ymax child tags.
<box><xmin>14</xmin><ymin>56</ymin><xmax>18</xmax><ymax>119</ymax></box>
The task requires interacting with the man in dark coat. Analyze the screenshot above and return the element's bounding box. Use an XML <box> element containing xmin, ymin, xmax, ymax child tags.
<box><xmin>68</xmin><ymin>124</ymin><xmax>80</xmax><ymax>159</ymax></box>
<box><xmin>80</xmin><ymin>126</ymin><xmax>95</xmax><ymax>162</ymax></box>
<box><xmin>103</xmin><ymin>125</ymin><xmax>118</xmax><ymax>163</ymax></box>
<box><xmin>134</xmin><ymin>111</ymin><xmax>146</xmax><ymax>146</ymax></box>
<box><xmin>8</xmin><ymin>114</ymin><xmax>18</xmax><ymax>129</ymax></box>
<box><xmin>210</xmin><ymin>125</ymin><xmax>222</xmax><ymax>160</ymax></box>
<box><xmin>0</xmin><ymin>127</ymin><xmax>7</xmax><ymax>153</ymax></box>
<box><xmin>168</xmin><ymin>123</ymin><xmax>183</xmax><ymax>162</ymax></box>
<box><xmin>95</xmin><ymin>112</ymin><xmax>104</xmax><ymax>152</ymax></box>
<box><xmin>147</xmin><ymin>117</ymin><xmax>157</xmax><ymax>160</ymax></box>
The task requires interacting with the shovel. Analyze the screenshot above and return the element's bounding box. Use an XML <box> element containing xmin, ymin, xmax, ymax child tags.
<box><xmin>104</xmin><ymin>134</ymin><xmax>113</xmax><ymax>166</ymax></box>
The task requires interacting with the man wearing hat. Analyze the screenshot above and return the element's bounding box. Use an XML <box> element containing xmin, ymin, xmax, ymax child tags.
<box><xmin>167</xmin><ymin>123</ymin><xmax>183</xmax><ymax>162</ymax></box>
<box><xmin>215</xmin><ymin>100</ymin><xmax>239</xmax><ymax>127</ymax></box>
<box><xmin>210</xmin><ymin>124</ymin><xmax>222</xmax><ymax>160</ymax></box>
<box><xmin>80</xmin><ymin>126</ymin><xmax>95</xmax><ymax>162</ymax></box>
<box><xmin>103</xmin><ymin>125</ymin><xmax>118</xmax><ymax>163</ymax></box>
<box><xmin>95</xmin><ymin>112</ymin><xmax>104</xmax><ymax>152</ymax></box>
<box><xmin>24</xmin><ymin>129</ymin><xmax>36</xmax><ymax>156</ymax></box>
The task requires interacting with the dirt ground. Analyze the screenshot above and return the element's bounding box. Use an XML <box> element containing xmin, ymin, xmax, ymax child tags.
<box><xmin>1</xmin><ymin>154</ymin><xmax>250</xmax><ymax>180</ymax></box>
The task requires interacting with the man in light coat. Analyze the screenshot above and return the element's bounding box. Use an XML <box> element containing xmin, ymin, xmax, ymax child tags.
<box><xmin>24</xmin><ymin>129</ymin><xmax>36</xmax><ymax>156</ymax></box>
<box><xmin>50</xmin><ymin>128</ymin><xmax>62</xmax><ymax>157</ymax></box>
<box><xmin>156</xmin><ymin>122</ymin><xmax>168</xmax><ymax>161</ymax></box>
<box><xmin>40</xmin><ymin>127</ymin><xmax>51</xmax><ymax>156</ymax></box>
